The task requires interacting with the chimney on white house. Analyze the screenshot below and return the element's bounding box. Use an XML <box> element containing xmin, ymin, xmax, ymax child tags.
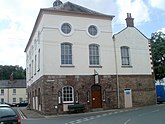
<box><xmin>125</xmin><ymin>13</ymin><xmax>134</xmax><ymax>27</ymax></box>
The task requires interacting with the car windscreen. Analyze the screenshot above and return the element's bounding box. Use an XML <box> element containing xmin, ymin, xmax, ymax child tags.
<box><xmin>0</xmin><ymin>107</ymin><xmax>17</xmax><ymax>118</ymax></box>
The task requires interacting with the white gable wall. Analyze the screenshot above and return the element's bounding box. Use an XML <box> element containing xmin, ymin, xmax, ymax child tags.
<box><xmin>114</xmin><ymin>27</ymin><xmax>152</xmax><ymax>75</ymax></box>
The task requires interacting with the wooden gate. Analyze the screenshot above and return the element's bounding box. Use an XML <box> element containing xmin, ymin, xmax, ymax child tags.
<box><xmin>91</xmin><ymin>85</ymin><xmax>102</xmax><ymax>108</ymax></box>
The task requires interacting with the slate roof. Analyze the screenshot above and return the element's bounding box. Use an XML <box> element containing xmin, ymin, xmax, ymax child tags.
<box><xmin>0</xmin><ymin>79</ymin><xmax>26</xmax><ymax>88</ymax></box>
<box><xmin>43</xmin><ymin>1</ymin><xmax>113</xmax><ymax>17</ymax></box>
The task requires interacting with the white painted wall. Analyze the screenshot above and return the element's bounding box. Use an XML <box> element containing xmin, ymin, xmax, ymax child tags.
<box><xmin>0</xmin><ymin>88</ymin><xmax>27</xmax><ymax>104</ymax></box>
<box><xmin>114</xmin><ymin>27</ymin><xmax>152</xmax><ymax>75</ymax></box>
<box><xmin>26</xmin><ymin>12</ymin><xmax>116</xmax><ymax>86</ymax></box>
<box><xmin>41</xmin><ymin>14</ymin><xmax>115</xmax><ymax>76</ymax></box>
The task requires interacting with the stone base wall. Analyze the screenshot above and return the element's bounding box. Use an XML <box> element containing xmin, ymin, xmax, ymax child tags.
<box><xmin>27</xmin><ymin>74</ymin><xmax>156</xmax><ymax>115</ymax></box>
<box><xmin>118</xmin><ymin>75</ymin><xmax>156</xmax><ymax>108</ymax></box>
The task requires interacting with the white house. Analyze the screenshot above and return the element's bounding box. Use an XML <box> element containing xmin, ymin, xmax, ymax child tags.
<box><xmin>0</xmin><ymin>79</ymin><xmax>27</xmax><ymax>105</ymax></box>
<box><xmin>25</xmin><ymin>0</ymin><xmax>156</xmax><ymax>115</ymax></box>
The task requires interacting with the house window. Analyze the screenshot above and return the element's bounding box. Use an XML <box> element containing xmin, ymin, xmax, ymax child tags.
<box><xmin>89</xmin><ymin>44</ymin><xmax>100</xmax><ymax>65</ymax></box>
<box><xmin>29</xmin><ymin>64</ymin><xmax>31</xmax><ymax>79</ymax></box>
<box><xmin>88</xmin><ymin>25</ymin><xmax>98</xmax><ymax>36</ymax></box>
<box><xmin>19</xmin><ymin>98</ymin><xmax>23</xmax><ymax>103</ymax></box>
<box><xmin>87</xmin><ymin>91</ymin><xmax>90</xmax><ymax>103</ymax></box>
<box><xmin>61</xmin><ymin>43</ymin><xmax>72</xmax><ymax>65</ymax></box>
<box><xmin>38</xmin><ymin>49</ymin><xmax>40</xmax><ymax>71</ymax></box>
<box><xmin>1</xmin><ymin>98</ymin><xmax>4</xmax><ymax>103</ymax></box>
<box><xmin>13</xmin><ymin>98</ymin><xmax>16</xmax><ymax>103</ymax></box>
<box><xmin>75</xmin><ymin>91</ymin><xmax>79</xmax><ymax>103</ymax></box>
<box><xmin>103</xmin><ymin>90</ymin><xmax>106</xmax><ymax>102</ymax></box>
<box><xmin>13</xmin><ymin>89</ymin><xmax>16</xmax><ymax>95</ymax></box>
<box><xmin>34</xmin><ymin>55</ymin><xmax>37</xmax><ymax>74</ymax></box>
<box><xmin>121</xmin><ymin>46</ymin><xmax>130</xmax><ymax>66</ymax></box>
<box><xmin>0</xmin><ymin>89</ymin><xmax>4</xmax><ymax>95</ymax></box>
<box><xmin>32</xmin><ymin>60</ymin><xmax>33</xmax><ymax>77</ymax></box>
<box><xmin>62</xmin><ymin>86</ymin><xmax>74</xmax><ymax>103</ymax></box>
<box><xmin>61</xmin><ymin>23</ymin><xmax>72</xmax><ymax>34</ymax></box>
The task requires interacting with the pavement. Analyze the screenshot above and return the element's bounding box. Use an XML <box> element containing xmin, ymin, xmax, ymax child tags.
<box><xmin>18</xmin><ymin>107</ymin><xmax>45</xmax><ymax>119</ymax></box>
<box><xmin>18</xmin><ymin>107</ymin><xmax>139</xmax><ymax>119</ymax></box>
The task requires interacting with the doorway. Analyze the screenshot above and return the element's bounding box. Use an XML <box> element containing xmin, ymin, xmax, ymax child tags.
<box><xmin>91</xmin><ymin>85</ymin><xmax>102</xmax><ymax>108</ymax></box>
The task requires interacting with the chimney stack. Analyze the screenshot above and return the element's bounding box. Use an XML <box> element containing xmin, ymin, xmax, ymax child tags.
<box><xmin>125</xmin><ymin>13</ymin><xmax>134</xmax><ymax>27</ymax></box>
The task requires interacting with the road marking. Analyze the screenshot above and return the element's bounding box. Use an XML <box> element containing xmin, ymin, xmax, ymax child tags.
<box><xmin>124</xmin><ymin>119</ymin><xmax>131</xmax><ymax>124</ymax></box>
<box><xmin>82</xmin><ymin>118</ymin><xmax>89</xmax><ymax>121</ymax></box>
<box><xmin>109</xmin><ymin>113</ymin><xmax>112</xmax><ymax>115</ymax></box>
<box><xmin>152</xmin><ymin>110</ymin><xmax>159</xmax><ymax>113</ymax></box>
<box><xmin>114</xmin><ymin>111</ymin><xmax>118</xmax><ymax>114</ymax></box>
<box><xmin>96</xmin><ymin>115</ymin><xmax>101</xmax><ymax>118</ymax></box>
<box><xmin>102</xmin><ymin>113</ymin><xmax>107</xmax><ymax>116</ymax></box>
<box><xmin>17</xmin><ymin>109</ymin><xmax>27</xmax><ymax>120</ymax></box>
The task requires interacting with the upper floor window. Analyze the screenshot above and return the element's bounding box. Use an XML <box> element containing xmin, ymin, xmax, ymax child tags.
<box><xmin>61</xmin><ymin>43</ymin><xmax>72</xmax><ymax>65</ymax></box>
<box><xmin>88</xmin><ymin>25</ymin><xmax>98</xmax><ymax>36</ymax></box>
<box><xmin>121</xmin><ymin>46</ymin><xmax>130</xmax><ymax>66</ymax></box>
<box><xmin>61</xmin><ymin>23</ymin><xmax>72</xmax><ymax>34</ymax></box>
<box><xmin>62</xmin><ymin>86</ymin><xmax>74</xmax><ymax>103</ymax></box>
<box><xmin>34</xmin><ymin>55</ymin><xmax>37</xmax><ymax>74</ymax></box>
<box><xmin>38</xmin><ymin>49</ymin><xmax>40</xmax><ymax>71</ymax></box>
<box><xmin>13</xmin><ymin>89</ymin><xmax>16</xmax><ymax>95</ymax></box>
<box><xmin>89</xmin><ymin>44</ymin><xmax>100</xmax><ymax>65</ymax></box>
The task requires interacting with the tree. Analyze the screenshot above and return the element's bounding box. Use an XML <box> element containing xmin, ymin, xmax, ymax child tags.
<box><xmin>150</xmin><ymin>31</ymin><xmax>165</xmax><ymax>80</ymax></box>
<box><xmin>0</xmin><ymin>65</ymin><xmax>25</xmax><ymax>80</ymax></box>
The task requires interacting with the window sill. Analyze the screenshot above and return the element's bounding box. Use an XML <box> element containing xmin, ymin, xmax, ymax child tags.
<box><xmin>121</xmin><ymin>65</ymin><xmax>133</xmax><ymax>68</ymax></box>
<box><xmin>89</xmin><ymin>65</ymin><xmax>102</xmax><ymax>68</ymax></box>
<box><xmin>60</xmin><ymin>65</ymin><xmax>75</xmax><ymax>68</ymax></box>
<box><xmin>63</xmin><ymin>101</ymin><xmax>74</xmax><ymax>104</ymax></box>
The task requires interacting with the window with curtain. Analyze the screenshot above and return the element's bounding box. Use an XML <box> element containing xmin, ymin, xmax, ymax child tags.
<box><xmin>121</xmin><ymin>46</ymin><xmax>130</xmax><ymax>66</ymax></box>
<box><xmin>61</xmin><ymin>43</ymin><xmax>72</xmax><ymax>65</ymax></box>
<box><xmin>89</xmin><ymin>44</ymin><xmax>100</xmax><ymax>65</ymax></box>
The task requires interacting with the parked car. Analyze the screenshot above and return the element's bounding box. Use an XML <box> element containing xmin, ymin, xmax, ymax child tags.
<box><xmin>0</xmin><ymin>106</ymin><xmax>21</xmax><ymax>124</ymax></box>
<box><xmin>0</xmin><ymin>102</ymin><xmax>14</xmax><ymax>107</ymax></box>
<box><xmin>0</xmin><ymin>104</ymin><xmax>10</xmax><ymax>107</ymax></box>
<box><xmin>16</xmin><ymin>100</ymin><xmax>28</xmax><ymax>107</ymax></box>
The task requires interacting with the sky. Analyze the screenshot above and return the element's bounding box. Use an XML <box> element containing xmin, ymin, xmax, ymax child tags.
<box><xmin>0</xmin><ymin>0</ymin><xmax>165</xmax><ymax>68</ymax></box>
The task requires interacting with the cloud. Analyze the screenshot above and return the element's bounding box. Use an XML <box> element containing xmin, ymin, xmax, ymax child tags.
<box><xmin>116</xmin><ymin>0</ymin><xmax>150</xmax><ymax>25</ymax></box>
<box><xmin>149</xmin><ymin>0</ymin><xmax>165</xmax><ymax>11</ymax></box>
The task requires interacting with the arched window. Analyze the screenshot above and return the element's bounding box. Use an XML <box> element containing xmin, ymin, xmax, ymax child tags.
<box><xmin>62</xmin><ymin>86</ymin><xmax>74</xmax><ymax>103</ymax></box>
<box><xmin>61</xmin><ymin>43</ymin><xmax>72</xmax><ymax>65</ymax></box>
<box><xmin>89</xmin><ymin>44</ymin><xmax>100</xmax><ymax>65</ymax></box>
<box><xmin>38</xmin><ymin>49</ymin><xmax>40</xmax><ymax>71</ymax></box>
<box><xmin>120</xmin><ymin>46</ymin><xmax>130</xmax><ymax>66</ymax></box>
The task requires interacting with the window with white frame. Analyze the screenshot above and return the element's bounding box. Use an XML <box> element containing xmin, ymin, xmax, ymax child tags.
<box><xmin>38</xmin><ymin>49</ymin><xmax>40</xmax><ymax>71</ymax></box>
<box><xmin>62</xmin><ymin>86</ymin><xmax>74</xmax><ymax>103</ymax></box>
<box><xmin>89</xmin><ymin>44</ymin><xmax>100</xmax><ymax>65</ymax></box>
<box><xmin>121</xmin><ymin>46</ymin><xmax>130</xmax><ymax>66</ymax></box>
<box><xmin>1</xmin><ymin>98</ymin><xmax>4</xmax><ymax>103</ymax></box>
<box><xmin>32</xmin><ymin>60</ymin><xmax>33</xmax><ymax>77</ymax></box>
<box><xmin>61</xmin><ymin>23</ymin><xmax>72</xmax><ymax>34</ymax></box>
<box><xmin>61</xmin><ymin>43</ymin><xmax>72</xmax><ymax>65</ymax></box>
<box><xmin>19</xmin><ymin>98</ymin><xmax>23</xmax><ymax>103</ymax></box>
<box><xmin>13</xmin><ymin>89</ymin><xmax>16</xmax><ymax>95</ymax></box>
<box><xmin>13</xmin><ymin>98</ymin><xmax>16</xmax><ymax>103</ymax></box>
<box><xmin>34</xmin><ymin>55</ymin><xmax>37</xmax><ymax>74</ymax></box>
<box><xmin>88</xmin><ymin>25</ymin><xmax>98</xmax><ymax>36</ymax></box>
<box><xmin>0</xmin><ymin>89</ymin><xmax>4</xmax><ymax>95</ymax></box>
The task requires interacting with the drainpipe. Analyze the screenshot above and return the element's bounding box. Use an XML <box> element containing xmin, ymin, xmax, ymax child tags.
<box><xmin>113</xmin><ymin>36</ymin><xmax>120</xmax><ymax>109</ymax></box>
